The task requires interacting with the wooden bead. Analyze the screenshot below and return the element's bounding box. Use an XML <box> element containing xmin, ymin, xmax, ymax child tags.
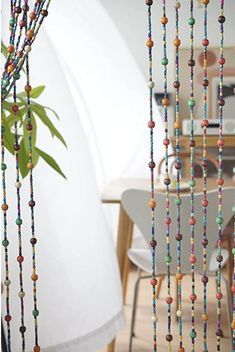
<box><xmin>162</xmin><ymin>97</ymin><xmax>169</xmax><ymax>107</ymax></box>
<box><xmin>34</xmin><ymin>346</ymin><xmax>41</xmax><ymax>352</ymax></box>
<box><xmin>202</xmin><ymin>314</ymin><xmax>208</xmax><ymax>321</ymax></box>
<box><xmin>173</xmin><ymin>38</ymin><xmax>181</xmax><ymax>47</ymax></box>
<box><xmin>149</xmin><ymin>198</ymin><xmax>156</xmax><ymax>209</ymax></box>
<box><xmin>146</xmin><ymin>39</ymin><xmax>154</xmax><ymax>48</ymax></box>
<box><xmin>178</xmin><ymin>348</ymin><xmax>185</xmax><ymax>352</ymax></box>
<box><xmin>7</xmin><ymin>64</ymin><xmax>14</xmax><ymax>73</ymax></box>
<box><xmin>25</xmin><ymin>84</ymin><xmax>32</xmax><ymax>93</ymax></box>
<box><xmin>1</xmin><ymin>204</ymin><xmax>9</xmax><ymax>211</ymax></box>
<box><xmin>202</xmin><ymin>0</ymin><xmax>209</xmax><ymax>4</ymax></box>
<box><xmin>231</xmin><ymin>320</ymin><xmax>235</xmax><ymax>330</ymax></box>
<box><xmin>31</xmin><ymin>273</ymin><xmax>38</xmax><ymax>281</ymax></box>
<box><xmin>161</xmin><ymin>16</ymin><xmax>168</xmax><ymax>25</ymax></box>
<box><xmin>29</xmin><ymin>11</ymin><xmax>36</xmax><ymax>20</ymax></box>
<box><xmin>17</xmin><ymin>51</ymin><xmax>23</xmax><ymax>58</ymax></box>
<box><xmin>27</xmin><ymin>162</ymin><xmax>34</xmax><ymax>170</ymax></box>
<box><xmin>7</xmin><ymin>45</ymin><xmax>14</xmax><ymax>53</ymax></box>
<box><xmin>176</xmin><ymin>273</ymin><xmax>183</xmax><ymax>280</ymax></box>
<box><xmin>174</xmin><ymin>121</ymin><xmax>181</xmax><ymax>129</ymax></box>
<box><xmin>26</xmin><ymin>29</ymin><xmax>34</xmax><ymax>40</ymax></box>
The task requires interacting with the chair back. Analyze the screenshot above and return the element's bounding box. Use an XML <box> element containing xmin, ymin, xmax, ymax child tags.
<box><xmin>121</xmin><ymin>187</ymin><xmax>234</xmax><ymax>275</ymax></box>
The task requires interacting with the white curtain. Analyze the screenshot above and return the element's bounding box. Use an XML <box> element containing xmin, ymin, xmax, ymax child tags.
<box><xmin>1</xmin><ymin>0</ymin><xmax>165</xmax><ymax>351</ymax></box>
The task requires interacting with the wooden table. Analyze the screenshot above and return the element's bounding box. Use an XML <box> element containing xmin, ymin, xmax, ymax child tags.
<box><xmin>102</xmin><ymin>177</ymin><xmax>234</xmax><ymax>352</ymax></box>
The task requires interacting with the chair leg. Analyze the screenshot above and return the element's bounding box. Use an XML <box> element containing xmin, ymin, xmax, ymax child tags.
<box><xmin>155</xmin><ymin>275</ymin><xmax>164</xmax><ymax>299</ymax></box>
<box><xmin>223</xmin><ymin>275</ymin><xmax>232</xmax><ymax>345</ymax></box>
<box><xmin>107</xmin><ymin>339</ymin><xmax>115</xmax><ymax>352</ymax></box>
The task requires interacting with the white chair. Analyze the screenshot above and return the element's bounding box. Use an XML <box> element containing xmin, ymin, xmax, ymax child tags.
<box><xmin>121</xmin><ymin>187</ymin><xmax>235</xmax><ymax>351</ymax></box>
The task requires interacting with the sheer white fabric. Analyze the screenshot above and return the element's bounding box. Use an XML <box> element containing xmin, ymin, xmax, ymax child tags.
<box><xmin>1</xmin><ymin>0</ymin><xmax>165</xmax><ymax>351</ymax></box>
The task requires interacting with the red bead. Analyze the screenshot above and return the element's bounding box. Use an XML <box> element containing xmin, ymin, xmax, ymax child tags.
<box><xmin>28</xmin><ymin>200</ymin><xmax>36</xmax><ymax>208</ymax></box>
<box><xmin>41</xmin><ymin>9</ymin><xmax>48</xmax><ymax>16</ymax></box>
<box><xmin>175</xmin><ymin>162</ymin><xmax>181</xmax><ymax>170</ymax></box>
<box><xmin>17</xmin><ymin>255</ymin><xmax>24</xmax><ymax>263</ymax></box>
<box><xmin>189</xmin><ymin>217</ymin><xmax>196</xmax><ymax>225</ymax></box>
<box><xmin>175</xmin><ymin>233</ymin><xmax>183</xmax><ymax>241</ymax></box>
<box><xmin>231</xmin><ymin>285</ymin><xmax>235</xmax><ymax>294</ymax></box>
<box><xmin>216</xmin><ymin>292</ymin><xmax>223</xmax><ymax>300</ymax></box>
<box><xmin>150</xmin><ymin>240</ymin><xmax>157</xmax><ymax>248</ymax></box>
<box><xmin>163</xmin><ymin>138</ymin><xmax>170</xmax><ymax>146</ymax></box>
<box><xmin>201</xmin><ymin>239</ymin><xmax>208</xmax><ymax>246</ymax></box>
<box><xmin>202</xmin><ymin>79</ymin><xmax>209</xmax><ymax>87</ymax></box>
<box><xmin>148</xmin><ymin>121</ymin><xmax>155</xmax><ymax>128</ymax></box>
<box><xmin>217</xmin><ymin>139</ymin><xmax>225</xmax><ymax>147</ymax></box>
<box><xmin>19</xmin><ymin>20</ymin><xmax>26</xmax><ymax>27</ymax></box>
<box><xmin>218</xmin><ymin>98</ymin><xmax>225</xmax><ymax>106</ymax></box>
<box><xmin>202</xmin><ymin>119</ymin><xmax>209</xmax><ymax>127</ymax></box>
<box><xmin>151</xmin><ymin>278</ymin><xmax>158</xmax><ymax>286</ymax></box>
<box><xmin>216</xmin><ymin>178</ymin><xmax>224</xmax><ymax>186</ymax></box>
<box><xmin>148</xmin><ymin>161</ymin><xmax>155</xmax><ymax>169</ymax></box>
<box><xmin>201</xmin><ymin>199</ymin><xmax>208</xmax><ymax>207</ymax></box>
<box><xmin>14</xmin><ymin>6</ymin><xmax>22</xmax><ymax>13</ymax></box>
<box><xmin>165</xmin><ymin>217</ymin><xmax>171</xmax><ymax>225</ymax></box>
<box><xmin>188</xmin><ymin>59</ymin><xmax>195</xmax><ymax>67</ymax></box>
<box><xmin>190</xmin><ymin>293</ymin><xmax>197</xmax><ymax>302</ymax></box>
<box><xmin>12</xmin><ymin>104</ymin><xmax>19</xmax><ymax>113</ymax></box>
<box><xmin>30</xmin><ymin>238</ymin><xmax>37</xmax><ymax>245</ymax></box>
<box><xmin>189</xmin><ymin>255</ymin><xmax>196</xmax><ymax>264</ymax></box>
<box><xmin>5</xmin><ymin>315</ymin><xmax>11</xmax><ymax>322</ymax></box>
<box><xmin>166</xmin><ymin>296</ymin><xmax>173</xmax><ymax>304</ymax></box>
<box><xmin>202</xmin><ymin>38</ymin><xmax>209</xmax><ymax>46</ymax></box>
<box><xmin>219</xmin><ymin>57</ymin><xmax>225</xmax><ymax>65</ymax></box>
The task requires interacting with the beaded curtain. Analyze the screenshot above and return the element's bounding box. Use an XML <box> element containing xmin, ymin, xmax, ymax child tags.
<box><xmin>1</xmin><ymin>1</ymin><xmax>51</xmax><ymax>351</ymax></box>
<box><xmin>146</xmin><ymin>0</ymin><xmax>235</xmax><ymax>351</ymax></box>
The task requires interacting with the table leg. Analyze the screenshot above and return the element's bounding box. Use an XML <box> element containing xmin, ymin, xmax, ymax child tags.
<box><xmin>107</xmin><ymin>204</ymin><xmax>134</xmax><ymax>352</ymax></box>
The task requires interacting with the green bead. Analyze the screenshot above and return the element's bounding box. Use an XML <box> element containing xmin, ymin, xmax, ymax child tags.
<box><xmin>4</xmin><ymin>279</ymin><xmax>11</xmax><ymax>286</ymax></box>
<box><xmin>9</xmin><ymin>18</ymin><xmax>15</xmax><ymax>26</ymax></box>
<box><xmin>175</xmin><ymin>198</ymin><xmax>182</xmax><ymax>206</ymax></box>
<box><xmin>2</xmin><ymin>79</ymin><xmax>10</xmax><ymax>87</ymax></box>
<box><xmin>188</xmin><ymin>17</ymin><xmax>195</xmax><ymax>26</ymax></box>
<box><xmin>232</xmin><ymin>205</ymin><xmax>235</xmax><ymax>214</ymax></box>
<box><xmin>232</xmin><ymin>248</ymin><xmax>235</xmax><ymax>255</ymax></box>
<box><xmin>161</xmin><ymin>58</ymin><xmax>169</xmax><ymax>66</ymax></box>
<box><xmin>189</xmin><ymin>179</ymin><xmax>196</xmax><ymax>187</ymax></box>
<box><xmin>32</xmin><ymin>309</ymin><xmax>39</xmax><ymax>317</ymax></box>
<box><xmin>165</xmin><ymin>255</ymin><xmax>172</xmax><ymax>263</ymax></box>
<box><xmin>216</xmin><ymin>216</ymin><xmax>223</xmax><ymax>225</ymax></box>
<box><xmin>2</xmin><ymin>239</ymin><xmax>9</xmax><ymax>247</ymax></box>
<box><xmin>188</xmin><ymin>99</ymin><xmax>196</xmax><ymax>107</ymax></box>
<box><xmin>13</xmin><ymin>72</ymin><xmax>20</xmax><ymax>80</ymax></box>
<box><xmin>1</xmin><ymin>163</ymin><xmax>7</xmax><ymax>171</ymax></box>
<box><xmin>16</xmin><ymin>218</ymin><xmax>23</xmax><ymax>226</ymax></box>
<box><xmin>190</xmin><ymin>330</ymin><xmax>197</xmax><ymax>339</ymax></box>
<box><xmin>1</xmin><ymin>88</ymin><xmax>7</xmax><ymax>96</ymax></box>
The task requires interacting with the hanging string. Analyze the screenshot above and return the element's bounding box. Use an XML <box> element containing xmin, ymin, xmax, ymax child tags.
<box><xmin>201</xmin><ymin>1</ymin><xmax>210</xmax><ymax>351</ymax></box>
<box><xmin>173</xmin><ymin>1</ymin><xmax>184</xmax><ymax>351</ymax></box>
<box><xmin>146</xmin><ymin>1</ymin><xmax>158</xmax><ymax>351</ymax></box>
<box><xmin>160</xmin><ymin>0</ymin><xmax>172</xmax><ymax>348</ymax></box>
<box><xmin>232</xmin><ymin>173</ymin><xmax>235</xmax><ymax>349</ymax></box>
<box><xmin>216</xmin><ymin>0</ymin><xmax>225</xmax><ymax>348</ymax></box>
<box><xmin>188</xmin><ymin>0</ymin><xmax>197</xmax><ymax>350</ymax></box>
<box><xmin>25</xmin><ymin>54</ymin><xmax>40</xmax><ymax>352</ymax></box>
<box><xmin>13</xmin><ymin>83</ymin><xmax>26</xmax><ymax>351</ymax></box>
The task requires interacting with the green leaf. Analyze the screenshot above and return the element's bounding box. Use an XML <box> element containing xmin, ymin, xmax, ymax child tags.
<box><xmin>35</xmin><ymin>147</ymin><xmax>66</xmax><ymax>179</ymax></box>
<box><xmin>31</xmin><ymin>104</ymin><xmax>67</xmax><ymax>147</ymax></box>
<box><xmin>2</xmin><ymin>121</ymin><xmax>15</xmax><ymax>155</ymax></box>
<box><xmin>18</xmin><ymin>140</ymin><xmax>29</xmax><ymax>178</ymax></box>
<box><xmin>1</xmin><ymin>41</ymin><xmax>8</xmax><ymax>58</ymax></box>
<box><xmin>44</xmin><ymin>106</ymin><xmax>60</xmax><ymax>120</ymax></box>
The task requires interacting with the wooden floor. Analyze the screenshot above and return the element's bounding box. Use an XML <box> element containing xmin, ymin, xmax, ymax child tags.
<box><xmin>99</xmin><ymin>269</ymin><xmax>232</xmax><ymax>352</ymax></box>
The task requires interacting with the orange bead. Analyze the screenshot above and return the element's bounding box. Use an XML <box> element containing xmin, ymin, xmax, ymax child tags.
<box><xmin>149</xmin><ymin>198</ymin><xmax>156</xmax><ymax>209</ymax></box>
<box><xmin>1</xmin><ymin>204</ymin><xmax>9</xmax><ymax>211</ymax></box>
<box><xmin>29</xmin><ymin>12</ymin><xmax>36</xmax><ymax>20</ymax></box>
<box><xmin>31</xmin><ymin>273</ymin><xmax>38</xmax><ymax>281</ymax></box>
<box><xmin>27</xmin><ymin>162</ymin><xmax>34</xmax><ymax>170</ymax></box>
<box><xmin>146</xmin><ymin>39</ymin><xmax>154</xmax><ymax>48</ymax></box>
<box><xmin>26</xmin><ymin>29</ymin><xmax>34</xmax><ymax>40</ymax></box>
<box><xmin>7</xmin><ymin>45</ymin><xmax>14</xmax><ymax>53</ymax></box>
<box><xmin>231</xmin><ymin>320</ymin><xmax>235</xmax><ymax>330</ymax></box>
<box><xmin>202</xmin><ymin>0</ymin><xmax>210</xmax><ymax>4</ymax></box>
<box><xmin>178</xmin><ymin>348</ymin><xmax>185</xmax><ymax>352</ymax></box>
<box><xmin>202</xmin><ymin>314</ymin><xmax>208</xmax><ymax>321</ymax></box>
<box><xmin>7</xmin><ymin>64</ymin><xmax>14</xmax><ymax>73</ymax></box>
<box><xmin>34</xmin><ymin>346</ymin><xmax>41</xmax><ymax>352</ymax></box>
<box><xmin>174</xmin><ymin>121</ymin><xmax>181</xmax><ymax>129</ymax></box>
<box><xmin>176</xmin><ymin>273</ymin><xmax>183</xmax><ymax>280</ymax></box>
<box><xmin>162</xmin><ymin>98</ymin><xmax>169</xmax><ymax>107</ymax></box>
<box><xmin>161</xmin><ymin>16</ymin><xmax>168</xmax><ymax>25</ymax></box>
<box><xmin>174</xmin><ymin>38</ymin><xmax>181</xmax><ymax>47</ymax></box>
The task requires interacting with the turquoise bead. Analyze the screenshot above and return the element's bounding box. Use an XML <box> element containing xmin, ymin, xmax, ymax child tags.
<box><xmin>32</xmin><ymin>309</ymin><xmax>39</xmax><ymax>317</ymax></box>
<box><xmin>2</xmin><ymin>79</ymin><xmax>10</xmax><ymax>87</ymax></box>
<box><xmin>9</xmin><ymin>18</ymin><xmax>15</xmax><ymax>26</ymax></box>
<box><xmin>13</xmin><ymin>72</ymin><xmax>20</xmax><ymax>80</ymax></box>
<box><xmin>188</xmin><ymin>17</ymin><xmax>195</xmax><ymax>25</ymax></box>
<box><xmin>165</xmin><ymin>255</ymin><xmax>172</xmax><ymax>263</ymax></box>
<box><xmin>188</xmin><ymin>99</ymin><xmax>196</xmax><ymax>107</ymax></box>
<box><xmin>232</xmin><ymin>248</ymin><xmax>235</xmax><ymax>255</ymax></box>
<box><xmin>190</xmin><ymin>330</ymin><xmax>197</xmax><ymax>339</ymax></box>
<box><xmin>1</xmin><ymin>163</ymin><xmax>7</xmax><ymax>171</ymax></box>
<box><xmin>216</xmin><ymin>216</ymin><xmax>223</xmax><ymax>225</ymax></box>
<box><xmin>2</xmin><ymin>239</ymin><xmax>9</xmax><ymax>247</ymax></box>
<box><xmin>189</xmin><ymin>180</ymin><xmax>196</xmax><ymax>187</ymax></box>
<box><xmin>232</xmin><ymin>205</ymin><xmax>235</xmax><ymax>214</ymax></box>
<box><xmin>16</xmin><ymin>218</ymin><xmax>23</xmax><ymax>226</ymax></box>
<box><xmin>175</xmin><ymin>198</ymin><xmax>182</xmax><ymax>206</ymax></box>
<box><xmin>1</xmin><ymin>88</ymin><xmax>7</xmax><ymax>96</ymax></box>
<box><xmin>161</xmin><ymin>58</ymin><xmax>168</xmax><ymax>66</ymax></box>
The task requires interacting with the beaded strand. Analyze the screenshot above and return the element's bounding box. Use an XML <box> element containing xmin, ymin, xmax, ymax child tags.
<box><xmin>13</xmin><ymin>83</ymin><xmax>26</xmax><ymax>350</ymax></box>
<box><xmin>232</xmin><ymin>180</ymin><xmax>235</xmax><ymax>350</ymax></box>
<box><xmin>215</xmin><ymin>0</ymin><xmax>225</xmax><ymax>348</ymax></box>
<box><xmin>146</xmin><ymin>1</ymin><xmax>158</xmax><ymax>351</ymax></box>
<box><xmin>25</xmin><ymin>54</ymin><xmax>40</xmax><ymax>352</ymax></box>
<box><xmin>188</xmin><ymin>0</ymin><xmax>197</xmax><ymax>349</ymax></box>
<box><xmin>201</xmin><ymin>1</ymin><xmax>210</xmax><ymax>351</ymax></box>
<box><xmin>160</xmin><ymin>1</ymin><xmax>173</xmax><ymax>348</ymax></box>
<box><xmin>173</xmin><ymin>2</ymin><xmax>184</xmax><ymax>351</ymax></box>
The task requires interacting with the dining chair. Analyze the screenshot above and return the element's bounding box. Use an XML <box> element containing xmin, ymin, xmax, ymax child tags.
<box><xmin>121</xmin><ymin>187</ymin><xmax>234</xmax><ymax>352</ymax></box>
